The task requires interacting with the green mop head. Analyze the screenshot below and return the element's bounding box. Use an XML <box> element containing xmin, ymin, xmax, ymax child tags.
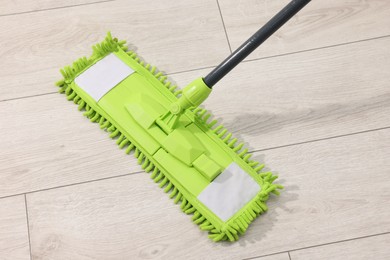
<box><xmin>56</xmin><ymin>33</ymin><xmax>282</xmax><ymax>242</ymax></box>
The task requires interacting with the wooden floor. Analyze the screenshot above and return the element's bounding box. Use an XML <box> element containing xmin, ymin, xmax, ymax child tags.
<box><xmin>1</xmin><ymin>0</ymin><xmax>389</xmax><ymax>259</ymax></box>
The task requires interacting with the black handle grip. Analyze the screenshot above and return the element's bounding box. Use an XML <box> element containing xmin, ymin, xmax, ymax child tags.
<box><xmin>203</xmin><ymin>0</ymin><xmax>311</xmax><ymax>88</ymax></box>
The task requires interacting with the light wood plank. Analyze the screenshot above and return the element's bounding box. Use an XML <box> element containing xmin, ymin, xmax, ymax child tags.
<box><xmin>26</xmin><ymin>128</ymin><xmax>390</xmax><ymax>259</ymax></box>
<box><xmin>218</xmin><ymin>0</ymin><xmax>390</xmax><ymax>61</ymax></box>
<box><xmin>0</xmin><ymin>196</ymin><xmax>30</xmax><ymax>260</ymax></box>
<box><xmin>172</xmin><ymin>36</ymin><xmax>390</xmax><ymax>151</ymax></box>
<box><xmin>0</xmin><ymin>0</ymin><xmax>110</xmax><ymax>16</ymax></box>
<box><xmin>290</xmin><ymin>234</ymin><xmax>390</xmax><ymax>260</ymax></box>
<box><xmin>0</xmin><ymin>94</ymin><xmax>141</xmax><ymax>198</ymax></box>
<box><xmin>1</xmin><ymin>36</ymin><xmax>389</xmax><ymax>198</ymax></box>
<box><xmin>0</xmin><ymin>0</ymin><xmax>229</xmax><ymax>100</ymax></box>
<box><xmin>252</xmin><ymin>253</ymin><xmax>290</xmax><ymax>260</ymax></box>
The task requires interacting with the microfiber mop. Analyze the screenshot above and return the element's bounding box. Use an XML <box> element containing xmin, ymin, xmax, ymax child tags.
<box><xmin>56</xmin><ymin>0</ymin><xmax>311</xmax><ymax>241</ymax></box>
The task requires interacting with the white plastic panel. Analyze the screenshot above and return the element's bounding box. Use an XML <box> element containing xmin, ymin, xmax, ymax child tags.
<box><xmin>197</xmin><ymin>163</ymin><xmax>260</xmax><ymax>221</ymax></box>
<box><xmin>75</xmin><ymin>53</ymin><xmax>134</xmax><ymax>101</ymax></box>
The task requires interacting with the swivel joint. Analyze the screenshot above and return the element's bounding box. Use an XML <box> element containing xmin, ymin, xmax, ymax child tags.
<box><xmin>170</xmin><ymin>78</ymin><xmax>211</xmax><ymax>115</ymax></box>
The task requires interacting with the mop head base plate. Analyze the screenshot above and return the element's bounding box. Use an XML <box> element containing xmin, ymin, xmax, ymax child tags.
<box><xmin>56</xmin><ymin>32</ymin><xmax>282</xmax><ymax>242</ymax></box>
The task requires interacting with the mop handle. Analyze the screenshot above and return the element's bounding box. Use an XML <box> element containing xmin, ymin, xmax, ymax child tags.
<box><xmin>203</xmin><ymin>0</ymin><xmax>311</xmax><ymax>88</ymax></box>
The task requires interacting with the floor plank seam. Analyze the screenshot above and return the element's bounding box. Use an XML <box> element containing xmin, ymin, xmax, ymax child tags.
<box><xmin>113</xmin><ymin>33</ymin><xmax>390</xmax><ymax>79</ymax></box>
<box><xmin>288</xmin><ymin>231</ymin><xmax>390</xmax><ymax>254</ymax></box>
<box><xmin>243</xmin><ymin>34</ymin><xmax>390</xmax><ymax>64</ymax></box>
<box><xmin>242</xmin><ymin>251</ymin><xmax>289</xmax><ymax>260</ymax></box>
<box><xmin>1</xmin><ymin>126</ymin><xmax>389</xmax><ymax>200</ymax></box>
<box><xmin>243</xmin><ymin>231</ymin><xmax>390</xmax><ymax>260</ymax></box>
<box><xmin>2</xmin><ymin>34</ymin><xmax>389</xmax><ymax>103</ymax></box>
<box><xmin>216</xmin><ymin>0</ymin><xmax>233</xmax><ymax>54</ymax></box>
<box><xmin>0</xmin><ymin>91</ymin><xmax>57</xmax><ymax>103</ymax></box>
<box><xmin>252</xmin><ymin>126</ymin><xmax>390</xmax><ymax>153</ymax></box>
<box><xmin>168</xmin><ymin>65</ymin><xmax>217</xmax><ymax>76</ymax></box>
<box><xmin>0</xmin><ymin>170</ymin><xmax>144</xmax><ymax>201</ymax></box>
<box><xmin>0</xmin><ymin>0</ymin><xmax>116</xmax><ymax>18</ymax></box>
<box><xmin>24</xmin><ymin>194</ymin><xmax>33</xmax><ymax>260</ymax></box>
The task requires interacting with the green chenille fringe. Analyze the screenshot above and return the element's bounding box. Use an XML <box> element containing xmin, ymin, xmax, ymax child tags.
<box><xmin>56</xmin><ymin>32</ymin><xmax>283</xmax><ymax>242</ymax></box>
